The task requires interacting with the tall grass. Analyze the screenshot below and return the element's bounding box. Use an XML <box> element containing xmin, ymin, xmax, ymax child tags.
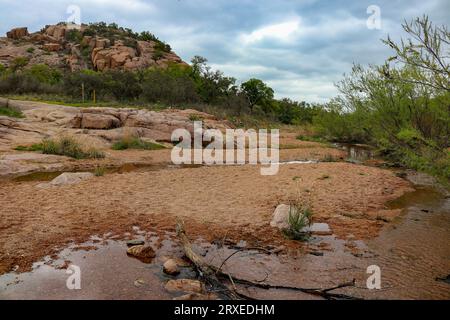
<box><xmin>282</xmin><ymin>201</ymin><xmax>314</xmax><ymax>241</ymax></box>
<box><xmin>41</xmin><ymin>136</ymin><xmax>105</xmax><ymax>159</ymax></box>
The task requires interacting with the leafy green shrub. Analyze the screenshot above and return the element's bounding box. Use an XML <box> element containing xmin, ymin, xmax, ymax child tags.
<box><xmin>112</xmin><ymin>136</ymin><xmax>165</xmax><ymax>150</ymax></box>
<box><xmin>26</xmin><ymin>47</ymin><xmax>35</xmax><ymax>54</ymax></box>
<box><xmin>41</xmin><ymin>136</ymin><xmax>105</xmax><ymax>159</ymax></box>
<box><xmin>152</xmin><ymin>50</ymin><xmax>164</xmax><ymax>61</ymax></box>
<box><xmin>282</xmin><ymin>203</ymin><xmax>313</xmax><ymax>241</ymax></box>
<box><xmin>154</xmin><ymin>41</ymin><xmax>171</xmax><ymax>53</ymax></box>
<box><xmin>65</xmin><ymin>29</ymin><xmax>83</xmax><ymax>43</ymax></box>
<box><xmin>11</xmin><ymin>56</ymin><xmax>29</xmax><ymax>72</ymax></box>
<box><xmin>26</xmin><ymin>64</ymin><xmax>62</xmax><ymax>85</ymax></box>
<box><xmin>103</xmin><ymin>70</ymin><xmax>142</xmax><ymax>101</ymax></box>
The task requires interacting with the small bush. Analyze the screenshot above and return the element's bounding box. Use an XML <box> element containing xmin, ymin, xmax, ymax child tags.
<box><xmin>152</xmin><ymin>50</ymin><xmax>164</xmax><ymax>61</ymax></box>
<box><xmin>26</xmin><ymin>47</ymin><xmax>35</xmax><ymax>54</ymax></box>
<box><xmin>41</xmin><ymin>136</ymin><xmax>105</xmax><ymax>159</ymax></box>
<box><xmin>112</xmin><ymin>136</ymin><xmax>165</xmax><ymax>151</ymax></box>
<box><xmin>282</xmin><ymin>202</ymin><xmax>313</xmax><ymax>241</ymax></box>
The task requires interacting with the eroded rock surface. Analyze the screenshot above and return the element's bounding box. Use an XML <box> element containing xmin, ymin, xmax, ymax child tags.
<box><xmin>0</xmin><ymin>98</ymin><xmax>232</xmax><ymax>178</ymax></box>
<box><xmin>1</xmin><ymin>23</ymin><xmax>187</xmax><ymax>72</ymax></box>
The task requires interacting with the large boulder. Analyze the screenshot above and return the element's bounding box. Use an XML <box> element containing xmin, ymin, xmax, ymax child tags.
<box><xmin>44</xmin><ymin>25</ymin><xmax>66</xmax><ymax>41</ymax></box>
<box><xmin>78</xmin><ymin>113</ymin><xmax>121</xmax><ymax>130</ymax></box>
<box><xmin>6</xmin><ymin>27</ymin><xmax>29</xmax><ymax>40</ymax></box>
<box><xmin>43</xmin><ymin>43</ymin><xmax>61</xmax><ymax>52</ymax></box>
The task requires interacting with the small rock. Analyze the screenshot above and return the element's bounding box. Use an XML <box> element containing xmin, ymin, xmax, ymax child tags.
<box><xmin>126</xmin><ymin>239</ymin><xmax>145</xmax><ymax>247</ymax></box>
<box><xmin>165</xmin><ymin>279</ymin><xmax>204</xmax><ymax>294</ymax></box>
<box><xmin>163</xmin><ymin>259</ymin><xmax>180</xmax><ymax>276</ymax></box>
<box><xmin>127</xmin><ymin>245</ymin><xmax>155</xmax><ymax>263</ymax></box>
<box><xmin>308</xmin><ymin>251</ymin><xmax>324</xmax><ymax>257</ymax></box>
<box><xmin>271</xmin><ymin>204</ymin><xmax>302</xmax><ymax>230</ymax></box>
<box><xmin>134</xmin><ymin>279</ymin><xmax>147</xmax><ymax>287</ymax></box>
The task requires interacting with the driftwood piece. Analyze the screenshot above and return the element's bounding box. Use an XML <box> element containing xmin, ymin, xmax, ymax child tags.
<box><xmin>176</xmin><ymin>220</ymin><xmax>362</xmax><ymax>300</ymax></box>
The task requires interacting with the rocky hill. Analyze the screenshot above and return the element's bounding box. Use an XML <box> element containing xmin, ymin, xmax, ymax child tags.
<box><xmin>0</xmin><ymin>23</ymin><xmax>187</xmax><ymax>73</ymax></box>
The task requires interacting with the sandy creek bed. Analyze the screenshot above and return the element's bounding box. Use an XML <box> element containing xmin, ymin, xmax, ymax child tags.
<box><xmin>0</xmin><ymin>147</ymin><xmax>449</xmax><ymax>299</ymax></box>
<box><xmin>0</xmin><ymin>114</ymin><xmax>448</xmax><ymax>299</ymax></box>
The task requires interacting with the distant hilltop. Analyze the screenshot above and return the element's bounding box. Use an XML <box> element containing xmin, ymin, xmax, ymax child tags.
<box><xmin>0</xmin><ymin>22</ymin><xmax>187</xmax><ymax>72</ymax></box>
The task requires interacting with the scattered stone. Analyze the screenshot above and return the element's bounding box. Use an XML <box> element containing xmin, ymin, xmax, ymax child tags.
<box><xmin>126</xmin><ymin>239</ymin><xmax>145</xmax><ymax>247</ymax></box>
<box><xmin>421</xmin><ymin>209</ymin><xmax>431</xmax><ymax>213</ymax></box>
<box><xmin>126</xmin><ymin>245</ymin><xmax>155</xmax><ymax>263</ymax></box>
<box><xmin>165</xmin><ymin>279</ymin><xmax>204</xmax><ymax>294</ymax></box>
<box><xmin>133</xmin><ymin>278</ymin><xmax>147</xmax><ymax>288</ymax></box>
<box><xmin>308</xmin><ymin>250</ymin><xmax>324</xmax><ymax>257</ymax></box>
<box><xmin>173</xmin><ymin>293</ymin><xmax>218</xmax><ymax>300</ymax></box>
<box><xmin>163</xmin><ymin>259</ymin><xmax>180</xmax><ymax>276</ymax></box>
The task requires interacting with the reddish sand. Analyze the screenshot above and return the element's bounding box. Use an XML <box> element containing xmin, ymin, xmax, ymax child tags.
<box><xmin>0</xmin><ymin>159</ymin><xmax>412</xmax><ymax>274</ymax></box>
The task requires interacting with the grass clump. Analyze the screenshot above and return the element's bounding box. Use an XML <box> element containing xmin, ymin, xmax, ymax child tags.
<box><xmin>112</xmin><ymin>136</ymin><xmax>166</xmax><ymax>151</ymax></box>
<box><xmin>41</xmin><ymin>136</ymin><xmax>105</xmax><ymax>159</ymax></box>
<box><xmin>188</xmin><ymin>114</ymin><xmax>204</xmax><ymax>122</ymax></box>
<box><xmin>282</xmin><ymin>201</ymin><xmax>313</xmax><ymax>241</ymax></box>
<box><xmin>0</xmin><ymin>106</ymin><xmax>24</xmax><ymax>118</ymax></box>
<box><xmin>94</xmin><ymin>166</ymin><xmax>106</xmax><ymax>177</ymax></box>
<box><xmin>14</xmin><ymin>143</ymin><xmax>43</xmax><ymax>151</ymax></box>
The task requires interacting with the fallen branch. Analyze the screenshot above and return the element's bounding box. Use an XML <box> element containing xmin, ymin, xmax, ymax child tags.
<box><xmin>176</xmin><ymin>219</ymin><xmax>242</xmax><ymax>300</ymax></box>
<box><xmin>176</xmin><ymin>220</ymin><xmax>362</xmax><ymax>300</ymax></box>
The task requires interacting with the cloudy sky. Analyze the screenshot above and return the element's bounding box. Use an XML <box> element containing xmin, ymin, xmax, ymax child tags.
<box><xmin>1</xmin><ymin>0</ymin><xmax>449</xmax><ymax>102</ymax></box>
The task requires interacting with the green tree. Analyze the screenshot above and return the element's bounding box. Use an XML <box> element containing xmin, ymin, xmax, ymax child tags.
<box><xmin>240</xmin><ymin>78</ymin><xmax>274</xmax><ymax>113</ymax></box>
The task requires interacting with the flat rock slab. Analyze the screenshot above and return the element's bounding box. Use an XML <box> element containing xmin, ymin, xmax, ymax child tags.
<box><xmin>37</xmin><ymin>172</ymin><xmax>94</xmax><ymax>188</ymax></box>
<box><xmin>303</xmin><ymin>223</ymin><xmax>333</xmax><ymax>236</ymax></box>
